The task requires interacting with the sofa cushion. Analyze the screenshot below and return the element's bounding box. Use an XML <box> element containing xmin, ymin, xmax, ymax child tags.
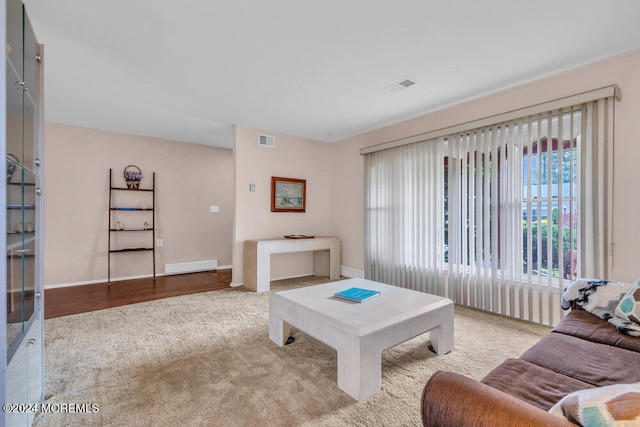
<box><xmin>553</xmin><ymin>310</ymin><xmax>640</xmax><ymax>353</ymax></box>
<box><xmin>481</xmin><ymin>358</ymin><xmax>595</xmax><ymax>411</ymax></box>
<box><xmin>520</xmin><ymin>333</ymin><xmax>640</xmax><ymax>387</ymax></box>
<box><xmin>548</xmin><ymin>383</ymin><xmax>640</xmax><ymax>426</ymax></box>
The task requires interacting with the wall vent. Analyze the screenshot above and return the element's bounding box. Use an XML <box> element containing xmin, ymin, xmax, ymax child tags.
<box><xmin>258</xmin><ymin>134</ymin><xmax>276</xmax><ymax>148</ymax></box>
<box><xmin>387</xmin><ymin>78</ymin><xmax>417</xmax><ymax>93</ymax></box>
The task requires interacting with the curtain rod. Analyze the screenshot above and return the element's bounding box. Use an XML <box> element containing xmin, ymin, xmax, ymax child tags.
<box><xmin>360</xmin><ymin>84</ymin><xmax>621</xmax><ymax>155</ymax></box>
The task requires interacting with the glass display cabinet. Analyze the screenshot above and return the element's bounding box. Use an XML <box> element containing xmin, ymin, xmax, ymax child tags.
<box><xmin>2</xmin><ymin>0</ymin><xmax>45</xmax><ymax>425</ymax></box>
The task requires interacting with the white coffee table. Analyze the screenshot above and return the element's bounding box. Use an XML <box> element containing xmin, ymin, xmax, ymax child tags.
<box><xmin>268</xmin><ymin>278</ymin><xmax>454</xmax><ymax>400</ymax></box>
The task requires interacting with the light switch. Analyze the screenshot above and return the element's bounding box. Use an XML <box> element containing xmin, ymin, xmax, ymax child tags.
<box><xmin>210</xmin><ymin>206</ymin><xmax>220</xmax><ymax>213</ymax></box>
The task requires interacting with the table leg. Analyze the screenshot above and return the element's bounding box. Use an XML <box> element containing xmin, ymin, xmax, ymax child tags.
<box><xmin>268</xmin><ymin>303</ymin><xmax>291</xmax><ymax>347</ymax></box>
<box><xmin>313</xmin><ymin>247</ymin><xmax>340</xmax><ymax>280</ymax></box>
<box><xmin>429</xmin><ymin>316</ymin><xmax>454</xmax><ymax>355</ymax></box>
<box><xmin>313</xmin><ymin>249</ymin><xmax>330</xmax><ymax>277</ymax></box>
<box><xmin>337</xmin><ymin>341</ymin><xmax>382</xmax><ymax>401</ymax></box>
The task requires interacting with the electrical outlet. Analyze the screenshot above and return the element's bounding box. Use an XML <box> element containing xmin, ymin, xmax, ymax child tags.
<box><xmin>157</xmin><ymin>239</ymin><xmax>163</xmax><ymax>247</ymax></box>
<box><xmin>210</xmin><ymin>205</ymin><xmax>220</xmax><ymax>213</ymax></box>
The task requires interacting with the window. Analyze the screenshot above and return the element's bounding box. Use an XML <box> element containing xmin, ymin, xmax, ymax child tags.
<box><xmin>443</xmin><ymin>110</ymin><xmax>581</xmax><ymax>287</ymax></box>
<box><xmin>364</xmin><ymin>88</ymin><xmax>617</xmax><ymax>325</ymax></box>
<box><xmin>522</xmin><ymin>136</ymin><xmax>578</xmax><ymax>280</ymax></box>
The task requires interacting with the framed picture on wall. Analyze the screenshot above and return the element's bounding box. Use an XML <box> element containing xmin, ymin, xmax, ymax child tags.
<box><xmin>271</xmin><ymin>177</ymin><xmax>306</xmax><ymax>212</ymax></box>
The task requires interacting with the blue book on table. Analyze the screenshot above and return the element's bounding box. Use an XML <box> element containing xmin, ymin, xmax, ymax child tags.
<box><xmin>334</xmin><ymin>287</ymin><xmax>380</xmax><ymax>303</ymax></box>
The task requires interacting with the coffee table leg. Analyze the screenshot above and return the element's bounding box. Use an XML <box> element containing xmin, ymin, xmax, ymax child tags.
<box><xmin>429</xmin><ymin>316</ymin><xmax>454</xmax><ymax>355</ymax></box>
<box><xmin>268</xmin><ymin>304</ymin><xmax>291</xmax><ymax>347</ymax></box>
<box><xmin>337</xmin><ymin>341</ymin><xmax>382</xmax><ymax>401</ymax></box>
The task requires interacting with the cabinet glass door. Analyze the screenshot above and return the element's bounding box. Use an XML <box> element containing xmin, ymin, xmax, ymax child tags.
<box><xmin>5</xmin><ymin>241</ymin><xmax>23</xmax><ymax>351</ymax></box>
<box><xmin>6</xmin><ymin>0</ymin><xmax>24</xmax><ymax>80</ymax></box>
<box><xmin>6</xmin><ymin>166</ymin><xmax>24</xmax><ymax>350</ymax></box>
<box><xmin>22</xmin><ymin>170</ymin><xmax>37</xmax><ymax>326</ymax></box>
<box><xmin>5</xmin><ymin>168</ymin><xmax>37</xmax><ymax>353</ymax></box>
<box><xmin>6</xmin><ymin>64</ymin><xmax>23</xmax><ymax>168</ymax></box>
<box><xmin>22</xmin><ymin>13</ymin><xmax>39</xmax><ymax>172</ymax></box>
<box><xmin>6</xmin><ymin>5</ymin><xmax>38</xmax><ymax>173</ymax></box>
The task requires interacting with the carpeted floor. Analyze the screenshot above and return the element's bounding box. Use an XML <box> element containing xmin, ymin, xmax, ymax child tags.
<box><xmin>34</xmin><ymin>276</ymin><xmax>551</xmax><ymax>426</ymax></box>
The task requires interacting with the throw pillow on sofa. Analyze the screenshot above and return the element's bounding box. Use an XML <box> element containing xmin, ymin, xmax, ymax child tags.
<box><xmin>549</xmin><ymin>383</ymin><xmax>640</xmax><ymax>426</ymax></box>
<box><xmin>615</xmin><ymin>280</ymin><xmax>640</xmax><ymax>324</ymax></box>
<box><xmin>562</xmin><ymin>278</ymin><xmax>640</xmax><ymax>337</ymax></box>
<box><xmin>561</xmin><ymin>279</ymin><xmax>632</xmax><ymax>312</ymax></box>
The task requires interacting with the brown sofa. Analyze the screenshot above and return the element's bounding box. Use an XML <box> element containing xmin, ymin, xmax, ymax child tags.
<box><xmin>420</xmin><ymin>308</ymin><xmax>640</xmax><ymax>426</ymax></box>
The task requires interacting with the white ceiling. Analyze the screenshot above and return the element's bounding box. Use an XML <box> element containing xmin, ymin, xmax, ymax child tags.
<box><xmin>22</xmin><ymin>0</ymin><xmax>640</xmax><ymax>149</ymax></box>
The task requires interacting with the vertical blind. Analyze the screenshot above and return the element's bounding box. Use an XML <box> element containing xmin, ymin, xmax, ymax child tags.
<box><xmin>364</xmin><ymin>93</ymin><xmax>616</xmax><ymax>325</ymax></box>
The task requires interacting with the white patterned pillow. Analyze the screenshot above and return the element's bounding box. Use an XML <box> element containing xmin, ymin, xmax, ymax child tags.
<box><xmin>561</xmin><ymin>279</ymin><xmax>632</xmax><ymax>312</ymax></box>
<box><xmin>549</xmin><ymin>383</ymin><xmax>640</xmax><ymax>426</ymax></box>
<box><xmin>615</xmin><ymin>279</ymin><xmax>640</xmax><ymax>324</ymax></box>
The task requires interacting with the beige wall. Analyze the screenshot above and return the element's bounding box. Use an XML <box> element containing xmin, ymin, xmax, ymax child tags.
<box><xmin>330</xmin><ymin>49</ymin><xmax>640</xmax><ymax>283</ymax></box>
<box><xmin>44</xmin><ymin>123</ymin><xmax>234</xmax><ymax>286</ymax></box>
<box><xmin>43</xmin><ymin>49</ymin><xmax>640</xmax><ymax>287</ymax></box>
<box><xmin>232</xmin><ymin>125</ymin><xmax>333</xmax><ymax>285</ymax></box>
<box><xmin>327</xmin><ymin>137</ymin><xmax>365</xmax><ymax>273</ymax></box>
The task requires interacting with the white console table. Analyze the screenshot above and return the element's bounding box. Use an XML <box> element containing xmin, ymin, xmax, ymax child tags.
<box><xmin>243</xmin><ymin>237</ymin><xmax>341</xmax><ymax>292</ymax></box>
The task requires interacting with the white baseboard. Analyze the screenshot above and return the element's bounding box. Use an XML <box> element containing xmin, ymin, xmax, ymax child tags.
<box><xmin>229</xmin><ymin>266</ymin><xmax>365</xmax><ymax>290</ymax></box>
<box><xmin>230</xmin><ymin>267</ymin><xmax>365</xmax><ymax>290</ymax></box>
<box><xmin>340</xmin><ymin>265</ymin><xmax>364</xmax><ymax>278</ymax></box>
<box><xmin>46</xmin><ymin>261</ymin><xmax>228</xmax><ymax>289</ymax></box>
<box><xmin>272</xmin><ymin>272</ymin><xmax>314</xmax><ymax>281</ymax></box>
<box><xmin>46</xmin><ymin>272</ymin><xmax>166</xmax><ymax>289</ymax></box>
<box><xmin>273</xmin><ymin>267</ymin><xmax>364</xmax><ymax>281</ymax></box>
<box><xmin>45</xmin><ymin>264</ymin><xmax>357</xmax><ymax>290</ymax></box>
<box><xmin>165</xmin><ymin>259</ymin><xmax>218</xmax><ymax>275</ymax></box>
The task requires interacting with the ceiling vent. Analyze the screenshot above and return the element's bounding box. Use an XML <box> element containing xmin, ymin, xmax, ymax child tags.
<box><xmin>387</xmin><ymin>78</ymin><xmax>417</xmax><ymax>93</ymax></box>
<box><xmin>258</xmin><ymin>134</ymin><xmax>275</xmax><ymax>148</ymax></box>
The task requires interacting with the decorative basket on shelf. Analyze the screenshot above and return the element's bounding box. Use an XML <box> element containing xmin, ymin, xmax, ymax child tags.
<box><xmin>123</xmin><ymin>165</ymin><xmax>142</xmax><ymax>189</ymax></box>
<box><xmin>6</xmin><ymin>154</ymin><xmax>19</xmax><ymax>183</ymax></box>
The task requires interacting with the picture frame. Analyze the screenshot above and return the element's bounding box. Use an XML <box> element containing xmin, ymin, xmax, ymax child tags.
<box><xmin>271</xmin><ymin>176</ymin><xmax>306</xmax><ymax>212</ymax></box>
